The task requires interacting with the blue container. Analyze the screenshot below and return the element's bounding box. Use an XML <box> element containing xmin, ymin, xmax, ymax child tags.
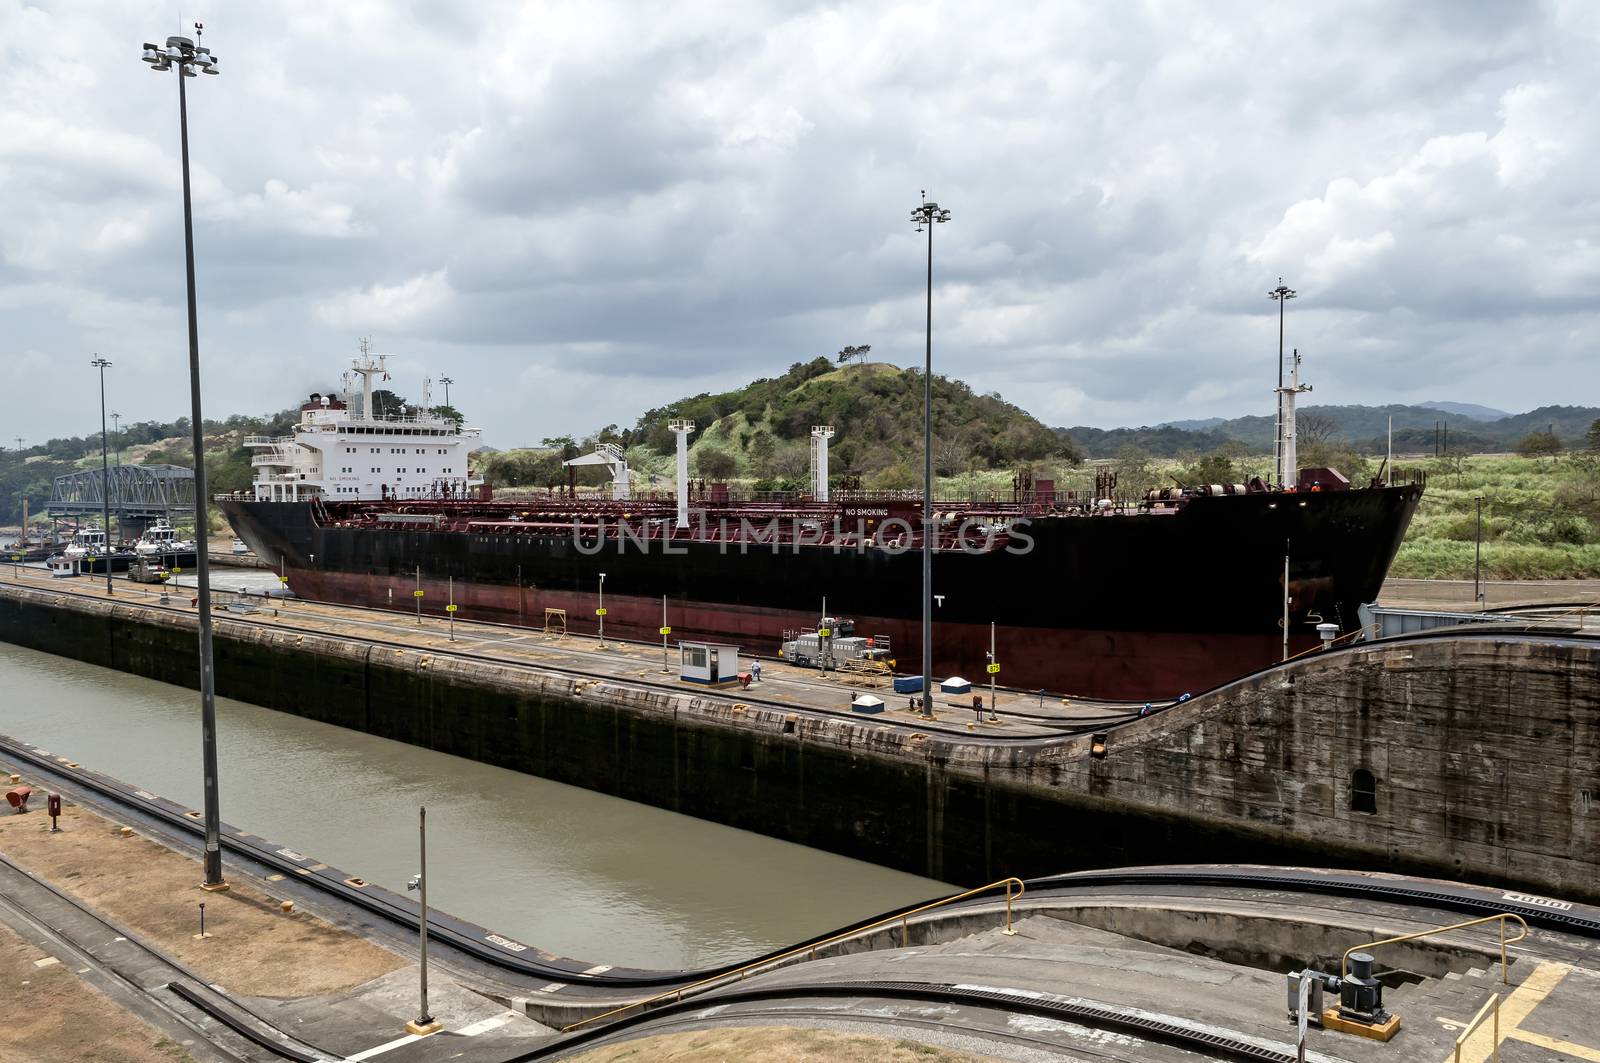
<box><xmin>892</xmin><ymin>675</ymin><xmax>923</xmax><ymax>694</ymax></box>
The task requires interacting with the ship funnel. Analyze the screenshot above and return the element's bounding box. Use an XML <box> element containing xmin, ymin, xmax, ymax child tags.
<box><xmin>669</xmin><ymin>420</ymin><xmax>694</xmax><ymax>527</ymax></box>
<box><xmin>810</xmin><ymin>425</ymin><xmax>835</xmax><ymax>503</ymax></box>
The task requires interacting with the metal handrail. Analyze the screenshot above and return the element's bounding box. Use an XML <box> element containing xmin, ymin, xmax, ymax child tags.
<box><xmin>561</xmin><ymin>876</ymin><xmax>1026</xmax><ymax>1033</ymax></box>
<box><xmin>1455</xmin><ymin>993</ymin><xmax>1500</xmax><ymax>1063</ymax></box>
<box><xmin>1343</xmin><ymin>912</ymin><xmax>1528</xmax><ymax>986</ymax></box>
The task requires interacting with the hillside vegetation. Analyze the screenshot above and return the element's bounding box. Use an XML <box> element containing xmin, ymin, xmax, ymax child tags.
<box><xmin>1061</xmin><ymin>403</ymin><xmax>1600</xmax><ymax>458</ymax></box>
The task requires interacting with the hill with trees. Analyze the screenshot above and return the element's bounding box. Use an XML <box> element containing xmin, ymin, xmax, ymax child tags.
<box><xmin>480</xmin><ymin>357</ymin><xmax>1079</xmax><ymax>493</ymax></box>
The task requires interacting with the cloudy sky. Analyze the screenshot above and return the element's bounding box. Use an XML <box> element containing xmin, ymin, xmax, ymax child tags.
<box><xmin>2</xmin><ymin>1</ymin><xmax>1597</xmax><ymax>450</ymax></box>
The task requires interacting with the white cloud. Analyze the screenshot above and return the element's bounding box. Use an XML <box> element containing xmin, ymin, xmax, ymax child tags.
<box><xmin>315</xmin><ymin>269</ymin><xmax>453</xmax><ymax>331</ymax></box>
<box><xmin>1</xmin><ymin>0</ymin><xmax>1598</xmax><ymax>447</ymax></box>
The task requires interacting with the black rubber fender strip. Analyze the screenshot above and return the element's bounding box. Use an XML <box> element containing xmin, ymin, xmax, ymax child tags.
<box><xmin>1032</xmin><ymin>867</ymin><xmax>1600</xmax><ymax>937</ymax></box>
<box><xmin>503</xmin><ymin>980</ymin><xmax>1300</xmax><ymax>1062</ymax></box>
<box><xmin>167</xmin><ymin>980</ymin><xmax>322</xmax><ymax>1062</ymax></box>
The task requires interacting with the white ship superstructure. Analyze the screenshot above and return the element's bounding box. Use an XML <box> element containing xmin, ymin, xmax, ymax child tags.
<box><xmin>245</xmin><ymin>349</ymin><xmax>481</xmax><ymax>503</ymax></box>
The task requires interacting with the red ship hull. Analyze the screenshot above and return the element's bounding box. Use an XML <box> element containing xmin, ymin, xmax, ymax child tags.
<box><xmin>293</xmin><ymin>567</ymin><xmax>1317</xmax><ymax>701</ymax></box>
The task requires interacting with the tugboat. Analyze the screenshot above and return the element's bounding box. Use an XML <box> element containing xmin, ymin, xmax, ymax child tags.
<box><xmin>61</xmin><ymin>526</ymin><xmax>109</xmax><ymax>562</ymax></box>
<box><xmin>61</xmin><ymin>525</ymin><xmax>141</xmax><ymax>574</ymax></box>
<box><xmin>135</xmin><ymin>522</ymin><xmax>197</xmax><ymax>558</ymax></box>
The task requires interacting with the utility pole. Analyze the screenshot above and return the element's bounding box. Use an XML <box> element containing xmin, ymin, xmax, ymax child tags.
<box><xmin>438</xmin><ymin>376</ymin><xmax>453</xmax><ymax>407</ymax></box>
<box><xmin>597</xmin><ymin>572</ymin><xmax>606</xmax><ymax>648</ymax></box>
<box><xmin>910</xmin><ymin>193</ymin><xmax>951</xmax><ymax>719</ymax></box>
<box><xmin>415</xmin><ymin>564</ymin><xmax>422</xmax><ymax>624</ymax></box>
<box><xmin>988</xmin><ymin>621</ymin><xmax>998</xmax><ymax>722</ymax></box>
<box><xmin>1282</xmin><ymin>540</ymin><xmax>1291</xmax><ymax>662</ymax></box>
<box><xmin>1475</xmin><ymin>496</ymin><xmax>1485</xmax><ymax>609</ymax></box>
<box><xmin>661</xmin><ymin>594</ymin><xmax>670</xmax><ymax>673</ymax></box>
<box><xmin>91</xmin><ymin>357</ymin><xmax>114</xmax><ymax>595</ymax></box>
<box><xmin>404</xmin><ymin>806</ymin><xmax>442</xmax><ymax>1036</ymax></box>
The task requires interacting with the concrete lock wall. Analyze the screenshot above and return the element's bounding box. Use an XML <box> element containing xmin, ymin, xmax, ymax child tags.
<box><xmin>1</xmin><ymin>583</ymin><xmax>1595</xmax><ymax>901</ymax></box>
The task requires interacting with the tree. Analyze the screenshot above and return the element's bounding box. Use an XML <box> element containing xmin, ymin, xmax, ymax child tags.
<box><xmin>368</xmin><ymin>389</ymin><xmax>407</xmax><ymax>418</ymax></box>
<box><xmin>770</xmin><ymin>443</ymin><xmax>811</xmax><ymax>479</ymax></box>
<box><xmin>1113</xmin><ymin>445</ymin><xmax>1158</xmax><ymax>496</ymax></box>
<box><xmin>934</xmin><ymin>434</ymin><xmax>972</xmax><ymax>477</ymax></box>
<box><xmin>1297</xmin><ymin>413</ymin><xmax>1339</xmax><ymax>448</ymax></box>
<box><xmin>1185</xmin><ymin>443</ymin><xmax>1246</xmax><ymax>486</ymax></box>
<box><xmin>1585</xmin><ymin>418</ymin><xmax>1600</xmax><ymax>453</ymax></box>
<box><xmin>836</xmin><ymin>344</ymin><xmax>871</xmax><ymax>366</ymax></box>
<box><xmin>429</xmin><ymin>403</ymin><xmax>465</xmax><ymax>426</ymax></box>
<box><xmin>1516</xmin><ymin>431</ymin><xmax>1563</xmax><ymax>461</ymax></box>
<box><xmin>694</xmin><ymin>447</ymin><xmax>737</xmax><ymax>480</ymax></box>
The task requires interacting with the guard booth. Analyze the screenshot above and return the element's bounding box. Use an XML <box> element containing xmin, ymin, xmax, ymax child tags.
<box><xmin>679</xmin><ymin>642</ymin><xmax>741</xmax><ymax>687</ymax></box>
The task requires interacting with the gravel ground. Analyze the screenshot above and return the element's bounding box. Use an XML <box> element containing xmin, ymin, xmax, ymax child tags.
<box><xmin>0</xmin><ymin>794</ymin><xmax>404</xmax><ymax>999</ymax></box>
<box><xmin>0</xmin><ymin>920</ymin><xmax>196</xmax><ymax>1063</ymax></box>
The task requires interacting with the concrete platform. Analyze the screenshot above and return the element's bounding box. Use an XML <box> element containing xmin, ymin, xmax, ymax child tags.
<box><xmin>0</xmin><ymin>564</ymin><xmax>1136</xmax><ymax>739</ymax></box>
<box><xmin>567</xmin><ymin>900</ymin><xmax>1600</xmax><ymax>1062</ymax></box>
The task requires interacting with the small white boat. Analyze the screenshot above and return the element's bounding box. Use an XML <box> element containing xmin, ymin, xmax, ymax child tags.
<box><xmin>62</xmin><ymin>527</ymin><xmax>107</xmax><ymax>560</ymax></box>
<box><xmin>136</xmin><ymin>522</ymin><xmax>197</xmax><ymax>557</ymax></box>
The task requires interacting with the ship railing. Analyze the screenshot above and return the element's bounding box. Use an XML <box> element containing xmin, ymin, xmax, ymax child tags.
<box><xmin>243</xmin><ymin>435</ymin><xmax>294</xmax><ymax>447</ymax></box>
<box><xmin>561</xmin><ymin>877</ymin><xmax>1026</xmax><ymax>1033</ymax></box>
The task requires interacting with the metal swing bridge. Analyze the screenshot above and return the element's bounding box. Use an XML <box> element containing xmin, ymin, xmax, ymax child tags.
<box><xmin>48</xmin><ymin>464</ymin><xmax>195</xmax><ymax>524</ymax></box>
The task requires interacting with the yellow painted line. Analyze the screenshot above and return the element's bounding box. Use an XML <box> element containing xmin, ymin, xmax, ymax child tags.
<box><xmin>1448</xmin><ymin>961</ymin><xmax>1571</xmax><ymax>1062</ymax></box>
<box><xmin>1510</xmin><ymin>1028</ymin><xmax>1600</xmax><ymax>1062</ymax></box>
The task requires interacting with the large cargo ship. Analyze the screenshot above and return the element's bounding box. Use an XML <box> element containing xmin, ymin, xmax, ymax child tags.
<box><xmin>220</xmin><ymin>352</ymin><xmax>1422</xmax><ymax>701</ymax></box>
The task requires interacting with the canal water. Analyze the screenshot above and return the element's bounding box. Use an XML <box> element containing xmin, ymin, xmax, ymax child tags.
<box><xmin>0</xmin><ymin>641</ymin><xmax>951</xmax><ymax>969</ymax></box>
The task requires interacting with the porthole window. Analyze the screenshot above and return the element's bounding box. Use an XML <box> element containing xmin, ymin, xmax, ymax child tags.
<box><xmin>1351</xmin><ymin>768</ymin><xmax>1377</xmax><ymax>815</ymax></box>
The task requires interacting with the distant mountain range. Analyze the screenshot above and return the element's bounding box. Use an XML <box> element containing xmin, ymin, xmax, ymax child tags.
<box><xmin>1061</xmin><ymin>403</ymin><xmax>1600</xmax><ymax>458</ymax></box>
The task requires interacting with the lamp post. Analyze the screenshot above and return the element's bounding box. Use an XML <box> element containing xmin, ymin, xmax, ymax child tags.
<box><xmin>910</xmin><ymin>193</ymin><xmax>951</xmax><ymax>719</ymax></box>
<box><xmin>597</xmin><ymin>572</ymin><xmax>607</xmax><ymax>648</ymax></box>
<box><xmin>404</xmin><ymin>806</ymin><xmax>441</xmax><ymax>1036</ymax></box>
<box><xmin>91</xmin><ymin>357</ymin><xmax>114</xmax><ymax>595</ymax></box>
<box><xmin>141</xmin><ymin>26</ymin><xmax>227</xmax><ymax>892</ymax></box>
<box><xmin>1267</xmin><ymin>280</ymin><xmax>1297</xmax><ymax>486</ymax></box>
<box><xmin>1474</xmin><ymin>496</ymin><xmax>1485</xmax><ymax>609</ymax></box>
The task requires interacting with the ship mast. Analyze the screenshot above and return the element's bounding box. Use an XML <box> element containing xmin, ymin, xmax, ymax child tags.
<box><xmin>1277</xmin><ymin>348</ymin><xmax>1312</xmax><ymax>486</ymax></box>
<box><xmin>351</xmin><ymin>337</ymin><xmax>389</xmax><ymax>421</ymax></box>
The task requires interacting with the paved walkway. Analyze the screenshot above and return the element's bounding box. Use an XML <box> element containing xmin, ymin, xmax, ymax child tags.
<box><xmin>0</xmin><ymin>565</ymin><xmax>1134</xmax><ymax>740</ymax></box>
<box><xmin>602</xmin><ymin>911</ymin><xmax>1600</xmax><ymax>1062</ymax></box>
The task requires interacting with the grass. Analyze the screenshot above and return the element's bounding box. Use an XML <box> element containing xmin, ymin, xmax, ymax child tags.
<box><xmin>945</xmin><ymin>451</ymin><xmax>1600</xmax><ymax>580</ymax></box>
<box><xmin>1387</xmin><ymin>453</ymin><xmax>1600</xmax><ymax>579</ymax></box>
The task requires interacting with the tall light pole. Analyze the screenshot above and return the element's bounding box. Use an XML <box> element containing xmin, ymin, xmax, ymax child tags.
<box><xmin>910</xmin><ymin>194</ymin><xmax>951</xmax><ymax>718</ymax></box>
<box><xmin>1474</xmin><ymin>496</ymin><xmax>1485</xmax><ymax>609</ymax></box>
<box><xmin>141</xmin><ymin>27</ymin><xmax>227</xmax><ymax>892</ymax></box>
<box><xmin>91</xmin><ymin>357</ymin><xmax>114</xmax><ymax>594</ymax></box>
<box><xmin>439</xmin><ymin>376</ymin><xmax>454</xmax><ymax>407</ymax></box>
<box><xmin>1267</xmin><ymin>281</ymin><xmax>1297</xmax><ymax>486</ymax></box>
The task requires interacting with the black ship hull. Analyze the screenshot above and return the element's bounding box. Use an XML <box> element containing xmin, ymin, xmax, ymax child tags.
<box><xmin>222</xmin><ymin>484</ymin><xmax>1421</xmax><ymax>701</ymax></box>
